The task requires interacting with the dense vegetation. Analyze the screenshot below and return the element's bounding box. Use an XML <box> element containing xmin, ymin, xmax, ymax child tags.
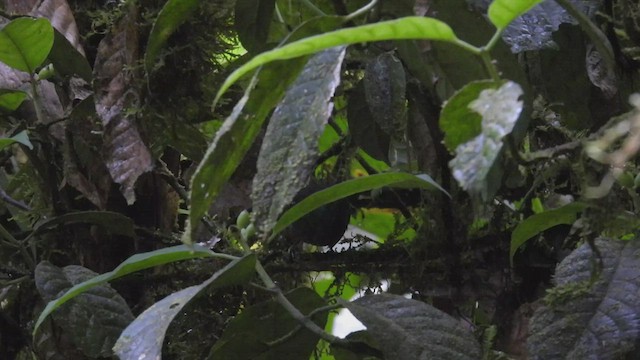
<box><xmin>1</xmin><ymin>0</ymin><xmax>640</xmax><ymax>359</ymax></box>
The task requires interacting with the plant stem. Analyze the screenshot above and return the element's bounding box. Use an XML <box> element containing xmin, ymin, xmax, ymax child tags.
<box><xmin>301</xmin><ymin>0</ymin><xmax>326</xmax><ymax>16</ymax></box>
<box><xmin>479</xmin><ymin>49</ymin><xmax>500</xmax><ymax>81</ymax></box>
<box><xmin>344</xmin><ymin>0</ymin><xmax>378</xmax><ymax>22</ymax></box>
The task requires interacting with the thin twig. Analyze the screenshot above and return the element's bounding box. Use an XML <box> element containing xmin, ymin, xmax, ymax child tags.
<box><xmin>0</xmin><ymin>187</ymin><xmax>31</xmax><ymax>211</ymax></box>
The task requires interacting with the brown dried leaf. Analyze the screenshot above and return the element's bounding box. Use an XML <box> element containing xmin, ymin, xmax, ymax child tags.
<box><xmin>3</xmin><ymin>0</ymin><xmax>39</xmax><ymax>14</ymax></box>
<box><xmin>31</xmin><ymin>0</ymin><xmax>85</xmax><ymax>55</ymax></box>
<box><xmin>93</xmin><ymin>6</ymin><xmax>153</xmax><ymax>204</ymax></box>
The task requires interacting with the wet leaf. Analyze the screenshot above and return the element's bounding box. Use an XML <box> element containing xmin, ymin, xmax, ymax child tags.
<box><xmin>94</xmin><ymin>6</ymin><xmax>153</xmax><ymax>204</ymax></box>
<box><xmin>145</xmin><ymin>0</ymin><xmax>199</xmax><ymax>74</ymax></box>
<box><xmin>208</xmin><ymin>287</ymin><xmax>328</xmax><ymax>360</ymax></box>
<box><xmin>35</xmin><ymin>261</ymin><xmax>134</xmax><ymax>358</ymax></box>
<box><xmin>440</xmin><ymin>80</ymin><xmax>504</xmax><ymax>152</ymax></box>
<box><xmin>343</xmin><ymin>293</ymin><xmax>481</xmax><ymax>359</ymax></box>
<box><xmin>114</xmin><ymin>255</ymin><xmax>255</xmax><ymax>360</ymax></box>
<box><xmin>0</xmin><ymin>17</ymin><xmax>53</xmax><ymax>73</ymax></box>
<box><xmin>235</xmin><ymin>0</ymin><xmax>276</xmax><ymax>53</ymax></box>
<box><xmin>251</xmin><ymin>46</ymin><xmax>346</xmax><ymax>233</ymax></box>
<box><xmin>528</xmin><ymin>238</ymin><xmax>640</xmax><ymax>359</ymax></box>
<box><xmin>185</xmin><ymin>16</ymin><xmax>344</xmax><ymax>244</ymax></box>
<box><xmin>270</xmin><ymin>172</ymin><xmax>448</xmax><ymax>240</ymax></box>
<box><xmin>33</xmin><ymin>244</ymin><xmax>218</xmax><ymax>335</ymax></box>
<box><xmin>215</xmin><ymin>16</ymin><xmax>460</xmax><ymax>105</ymax></box>
<box><xmin>510</xmin><ymin>202</ymin><xmax>588</xmax><ymax>264</ymax></box>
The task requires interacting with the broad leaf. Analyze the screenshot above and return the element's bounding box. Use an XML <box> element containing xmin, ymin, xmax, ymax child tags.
<box><xmin>528</xmin><ymin>238</ymin><xmax>640</xmax><ymax>359</ymax></box>
<box><xmin>47</xmin><ymin>29</ymin><xmax>92</xmax><ymax>81</ymax></box>
<box><xmin>145</xmin><ymin>0</ymin><xmax>199</xmax><ymax>74</ymax></box>
<box><xmin>113</xmin><ymin>254</ymin><xmax>255</xmax><ymax>360</ymax></box>
<box><xmin>488</xmin><ymin>0</ymin><xmax>544</xmax><ymax>31</ymax></box>
<box><xmin>347</xmin><ymin>81</ymin><xmax>389</xmax><ymax>162</ymax></box>
<box><xmin>33</xmin><ymin>244</ymin><xmax>220</xmax><ymax>334</ymax></box>
<box><xmin>342</xmin><ymin>293</ymin><xmax>481</xmax><ymax>359</ymax></box>
<box><xmin>270</xmin><ymin>172</ymin><xmax>448</xmax><ymax>240</ymax></box>
<box><xmin>0</xmin><ymin>130</ymin><xmax>32</xmax><ymax>150</ymax></box>
<box><xmin>0</xmin><ymin>17</ymin><xmax>53</xmax><ymax>73</ymax></box>
<box><xmin>440</xmin><ymin>80</ymin><xmax>503</xmax><ymax>152</ymax></box>
<box><xmin>208</xmin><ymin>287</ymin><xmax>328</xmax><ymax>360</ymax></box>
<box><xmin>510</xmin><ymin>202</ymin><xmax>587</xmax><ymax>264</ymax></box>
<box><xmin>235</xmin><ymin>0</ymin><xmax>276</xmax><ymax>53</ymax></box>
<box><xmin>94</xmin><ymin>6</ymin><xmax>153</xmax><ymax>204</ymax></box>
<box><xmin>449</xmin><ymin>81</ymin><xmax>523</xmax><ymax>199</ymax></box>
<box><xmin>0</xmin><ymin>89</ymin><xmax>27</xmax><ymax>111</ymax></box>
<box><xmin>251</xmin><ymin>46</ymin><xmax>346</xmax><ymax>233</ymax></box>
<box><xmin>185</xmin><ymin>16</ymin><xmax>344</xmax><ymax>244</ymax></box>
<box><xmin>32</xmin><ymin>0</ymin><xmax>86</xmax><ymax>55</ymax></box>
<box><xmin>35</xmin><ymin>261</ymin><xmax>134</xmax><ymax>358</ymax></box>
<box><xmin>215</xmin><ymin>16</ymin><xmax>460</xmax><ymax>105</ymax></box>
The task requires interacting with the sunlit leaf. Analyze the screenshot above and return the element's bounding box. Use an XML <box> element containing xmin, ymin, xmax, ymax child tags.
<box><xmin>488</xmin><ymin>0</ymin><xmax>544</xmax><ymax>31</ymax></box>
<box><xmin>114</xmin><ymin>255</ymin><xmax>255</xmax><ymax>360</ymax></box>
<box><xmin>215</xmin><ymin>17</ymin><xmax>460</xmax><ymax>105</ymax></box>
<box><xmin>0</xmin><ymin>90</ymin><xmax>27</xmax><ymax>111</ymax></box>
<box><xmin>440</xmin><ymin>80</ymin><xmax>504</xmax><ymax>152</ymax></box>
<box><xmin>251</xmin><ymin>46</ymin><xmax>346</xmax><ymax>233</ymax></box>
<box><xmin>270</xmin><ymin>172</ymin><xmax>448</xmax><ymax>240</ymax></box>
<box><xmin>0</xmin><ymin>17</ymin><xmax>54</xmax><ymax>73</ymax></box>
<box><xmin>33</xmin><ymin>245</ymin><xmax>221</xmax><ymax>335</ymax></box>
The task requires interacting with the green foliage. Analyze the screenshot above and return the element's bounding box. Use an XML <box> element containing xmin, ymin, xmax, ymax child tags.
<box><xmin>0</xmin><ymin>18</ymin><xmax>53</xmax><ymax>73</ymax></box>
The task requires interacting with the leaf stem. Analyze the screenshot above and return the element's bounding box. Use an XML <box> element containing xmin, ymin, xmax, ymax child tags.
<box><xmin>301</xmin><ymin>0</ymin><xmax>326</xmax><ymax>16</ymax></box>
<box><xmin>344</xmin><ymin>0</ymin><xmax>378</xmax><ymax>22</ymax></box>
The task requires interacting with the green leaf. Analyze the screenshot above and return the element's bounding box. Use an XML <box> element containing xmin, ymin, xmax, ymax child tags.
<box><xmin>0</xmin><ymin>90</ymin><xmax>27</xmax><ymax>111</ymax></box>
<box><xmin>439</xmin><ymin>80</ymin><xmax>503</xmax><ymax>152</ymax></box>
<box><xmin>208</xmin><ymin>287</ymin><xmax>328</xmax><ymax>360</ymax></box>
<box><xmin>0</xmin><ymin>130</ymin><xmax>32</xmax><ymax>150</ymax></box>
<box><xmin>33</xmin><ymin>244</ymin><xmax>220</xmax><ymax>335</ymax></box>
<box><xmin>528</xmin><ymin>238</ymin><xmax>640</xmax><ymax>359</ymax></box>
<box><xmin>342</xmin><ymin>294</ymin><xmax>481</xmax><ymax>359</ymax></box>
<box><xmin>448</xmin><ymin>81</ymin><xmax>524</xmax><ymax>199</ymax></box>
<box><xmin>510</xmin><ymin>202</ymin><xmax>587</xmax><ymax>264</ymax></box>
<box><xmin>0</xmin><ymin>18</ymin><xmax>54</xmax><ymax>73</ymax></box>
<box><xmin>48</xmin><ymin>29</ymin><xmax>92</xmax><ymax>82</ymax></box>
<box><xmin>145</xmin><ymin>0</ymin><xmax>199</xmax><ymax>74</ymax></box>
<box><xmin>215</xmin><ymin>16</ymin><xmax>460</xmax><ymax>105</ymax></box>
<box><xmin>184</xmin><ymin>16</ymin><xmax>344</xmax><ymax>244</ymax></box>
<box><xmin>270</xmin><ymin>172</ymin><xmax>448</xmax><ymax>240</ymax></box>
<box><xmin>251</xmin><ymin>46</ymin><xmax>346</xmax><ymax>233</ymax></box>
<box><xmin>235</xmin><ymin>0</ymin><xmax>276</xmax><ymax>53</ymax></box>
<box><xmin>487</xmin><ymin>0</ymin><xmax>544</xmax><ymax>31</ymax></box>
<box><xmin>113</xmin><ymin>255</ymin><xmax>256</xmax><ymax>360</ymax></box>
<box><xmin>35</xmin><ymin>262</ymin><xmax>134</xmax><ymax>358</ymax></box>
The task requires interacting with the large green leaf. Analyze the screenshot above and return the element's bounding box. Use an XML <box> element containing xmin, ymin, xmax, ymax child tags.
<box><xmin>184</xmin><ymin>16</ymin><xmax>344</xmax><ymax>244</ymax></box>
<box><xmin>27</xmin><ymin>211</ymin><xmax>136</xmax><ymax>240</ymax></box>
<box><xmin>487</xmin><ymin>0</ymin><xmax>544</xmax><ymax>31</ymax></box>
<box><xmin>208</xmin><ymin>287</ymin><xmax>328</xmax><ymax>360</ymax></box>
<box><xmin>33</xmin><ymin>244</ymin><xmax>222</xmax><ymax>335</ymax></box>
<box><xmin>35</xmin><ymin>262</ymin><xmax>134</xmax><ymax>358</ymax></box>
<box><xmin>214</xmin><ymin>16</ymin><xmax>461</xmax><ymax>105</ymax></box>
<box><xmin>510</xmin><ymin>202</ymin><xmax>587</xmax><ymax>264</ymax></box>
<box><xmin>270</xmin><ymin>172</ymin><xmax>448</xmax><ymax>240</ymax></box>
<box><xmin>342</xmin><ymin>294</ymin><xmax>481</xmax><ymax>359</ymax></box>
<box><xmin>145</xmin><ymin>0</ymin><xmax>199</xmax><ymax>74</ymax></box>
<box><xmin>528</xmin><ymin>238</ymin><xmax>640</xmax><ymax>359</ymax></box>
<box><xmin>0</xmin><ymin>17</ymin><xmax>54</xmax><ymax>73</ymax></box>
<box><xmin>439</xmin><ymin>80</ymin><xmax>503</xmax><ymax>152</ymax></box>
<box><xmin>48</xmin><ymin>29</ymin><xmax>92</xmax><ymax>82</ymax></box>
<box><xmin>113</xmin><ymin>255</ymin><xmax>256</xmax><ymax>360</ymax></box>
<box><xmin>235</xmin><ymin>0</ymin><xmax>276</xmax><ymax>53</ymax></box>
<box><xmin>251</xmin><ymin>46</ymin><xmax>346</xmax><ymax>233</ymax></box>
